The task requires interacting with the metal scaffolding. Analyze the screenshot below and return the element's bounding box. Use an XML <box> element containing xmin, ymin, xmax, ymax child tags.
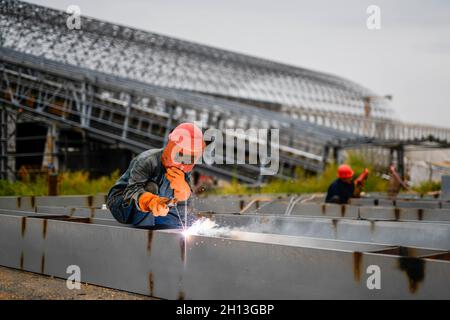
<box><xmin>0</xmin><ymin>48</ymin><xmax>373</xmax><ymax>181</ymax></box>
<box><xmin>1</xmin><ymin>0</ymin><xmax>450</xmax><ymax>181</ymax></box>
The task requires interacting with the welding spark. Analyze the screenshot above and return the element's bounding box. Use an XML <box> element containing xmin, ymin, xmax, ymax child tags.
<box><xmin>182</xmin><ymin>229</ymin><xmax>190</xmax><ymax>238</ymax></box>
<box><xmin>182</xmin><ymin>217</ymin><xmax>232</xmax><ymax>238</ymax></box>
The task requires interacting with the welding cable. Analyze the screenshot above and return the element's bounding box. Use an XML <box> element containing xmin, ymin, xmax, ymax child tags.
<box><xmin>300</xmin><ymin>194</ymin><xmax>322</xmax><ymax>203</ymax></box>
<box><xmin>285</xmin><ymin>195</ymin><xmax>311</xmax><ymax>216</ymax></box>
<box><xmin>283</xmin><ymin>196</ymin><xmax>295</xmax><ymax>216</ymax></box>
<box><xmin>251</xmin><ymin>198</ymin><xmax>282</xmax><ymax>215</ymax></box>
<box><xmin>284</xmin><ymin>195</ymin><xmax>301</xmax><ymax>216</ymax></box>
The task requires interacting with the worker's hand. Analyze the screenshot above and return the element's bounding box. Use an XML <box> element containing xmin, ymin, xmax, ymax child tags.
<box><xmin>165</xmin><ymin>167</ymin><xmax>191</xmax><ymax>201</ymax></box>
<box><xmin>354</xmin><ymin>184</ymin><xmax>363</xmax><ymax>198</ymax></box>
<box><xmin>138</xmin><ymin>192</ymin><xmax>170</xmax><ymax>217</ymax></box>
<box><xmin>354</xmin><ymin>168</ymin><xmax>369</xmax><ymax>187</ymax></box>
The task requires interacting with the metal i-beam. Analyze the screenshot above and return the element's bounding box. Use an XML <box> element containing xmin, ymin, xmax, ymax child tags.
<box><xmin>29</xmin><ymin>202</ymin><xmax>450</xmax><ymax>225</ymax></box>
<box><xmin>0</xmin><ymin>106</ymin><xmax>16</xmax><ymax>181</ymax></box>
<box><xmin>196</xmin><ymin>213</ymin><xmax>450</xmax><ymax>250</ymax></box>
<box><xmin>2</xmin><ymin>202</ymin><xmax>450</xmax><ymax>251</ymax></box>
<box><xmin>0</xmin><ymin>211</ymin><xmax>449</xmax><ymax>299</ymax></box>
<box><xmin>0</xmin><ymin>195</ymin><xmax>108</xmax><ymax>210</ymax></box>
<box><xmin>243</xmin><ymin>202</ymin><xmax>450</xmax><ymax>223</ymax></box>
<box><xmin>2</xmin><ymin>194</ymin><xmax>450</xmax><ymax>224</ymax></box>
<box><xmin>350</xmin><ymin>198</ymin><xmax>449</xmax><ymax>208</ymax></box>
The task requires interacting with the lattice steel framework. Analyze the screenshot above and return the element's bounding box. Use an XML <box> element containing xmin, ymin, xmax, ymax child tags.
<box><xmin>0</xmin><ymin>1</ymin><xmax>393</xmax><ymax>119</ymax></box>
<box><xmin>1</xmin><ymin>0</ymin><xmax>450</xmax><ymax>181</ymax></box>
<box><xmin>1</xmin><ymin>48</ymin><xmax>368</xmax><ymax>182</ymax></box>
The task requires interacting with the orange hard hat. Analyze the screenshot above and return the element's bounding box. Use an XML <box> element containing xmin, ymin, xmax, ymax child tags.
<box><xmin>168</xmin><ymin>122</ymin><xmax>204</xmax><ymax>153</ymax></box>
<box><xmin>337</xmin><ymin>164</ymin><xmax>354</xmax><ymax>179</ymax></box>
<box><xmin>162</xmin><ymin>123</ymin><xmax>205</xmax><ymax>173</ymax></box>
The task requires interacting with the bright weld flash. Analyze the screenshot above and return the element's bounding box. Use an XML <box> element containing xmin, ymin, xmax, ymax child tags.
<box><xmin>182</xmin><ymin>218</ymin><xmax>221</xmax><ymax>237</ymax></box>
<box><xmin>182</xmin><ymin>228</ymin><xmax>190</xmax><ymax>238</ymax></box>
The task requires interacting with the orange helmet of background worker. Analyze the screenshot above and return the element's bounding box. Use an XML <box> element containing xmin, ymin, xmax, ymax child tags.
<box><xmin>161</xmin><ymin>122</ymin><xmax>205</xmax><ymax>173</ymax></box>
<box><xmin>337</xmin><ymin>164</ymin><xmax>354</xmax><ymax>179</ymax></box>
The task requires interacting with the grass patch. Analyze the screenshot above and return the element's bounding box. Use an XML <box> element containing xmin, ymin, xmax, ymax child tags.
<box><xmin>0</xmin><ymin>170</ymin><xmax>120</xmax><ymax>196</ymax></box>
<box><xmin>213</xmin><ymin>152</ymin><xmax>389</xmax><ymax>195</ymax></box>
<box><xmin>413</xmin><ymin>180</ymin><xmax>441</xmax><ymax>195</ymax></box>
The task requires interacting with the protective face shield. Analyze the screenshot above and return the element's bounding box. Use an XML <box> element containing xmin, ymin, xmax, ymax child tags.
<box><xmin>161</xmin><ymin>123</ymin><xmax>205</xmax><ymax>173</ymax></box>
<box><xmin>162</xmin><ymin>140</ymin><xmax>204</xmax><ymax>173</ymax></box>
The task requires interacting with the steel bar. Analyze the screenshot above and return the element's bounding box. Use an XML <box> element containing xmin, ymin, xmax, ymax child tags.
<box><xmin>350</xmin><ymin>198</ymin><xmax>450</xmax><ymax>209</ymax></box>
<box><xmin>22</xmin><ymin>204</ymin><xmax>450</xmax><ymax>250</ymax></box>
<box><xmin>0</xmin><ymin>195</ymin><xmax>107</xmax><ymax>210</ymax></box>
<box><xmin>0</xmin><ymin>1</ymin><xmax>449</xmax><ymax>185</ymax></box>
<box><xmin>3</xmin><ymin>195</ymin><xmax>450</xmax><ymax>224</ymax></box>
<box><xmin>258</xmin><ymin>203</ymin><xmax>450</xmax><ymax>223</ymax></box>
<box><xmin>0</xmin><ymin>194</ymin><xmax>290</xmax><ymax>213</ymax></box>
<box><xmin>33</xmin><ymin>203</ymin><xmax>450</xmax><ymax>224</ymax></box>
<box><xmin>196</xmin><ymin>213</ymin><xmax>450</xmax><ymax>250</ymax></box>
<box><xmin>0</xmin><ymin>210</ymin><xmax>449</xmax><ymax>299</ymax></box>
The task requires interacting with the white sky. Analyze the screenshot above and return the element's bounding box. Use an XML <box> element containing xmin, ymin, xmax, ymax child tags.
<box><xmin>26</xmin><ymin>0</ymin><xmax>450</xmax><ymax>127</ymax></box>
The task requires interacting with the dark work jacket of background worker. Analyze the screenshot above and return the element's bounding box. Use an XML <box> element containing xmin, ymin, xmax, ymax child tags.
<box><xmin>106</xmin><ymin>149</ymin><xmax>191</xmax><ymax>229</ymax></box>
<box><xmin>325</xmin><ymin>178</ymin><xmax>355</xmax><ymax>204</ymax></box>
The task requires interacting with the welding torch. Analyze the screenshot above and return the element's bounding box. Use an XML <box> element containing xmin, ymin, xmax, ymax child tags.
<box><xmin>167</xmin><ymin>198</ymin><xmax>178</xmax><ymax>208</ymax></box>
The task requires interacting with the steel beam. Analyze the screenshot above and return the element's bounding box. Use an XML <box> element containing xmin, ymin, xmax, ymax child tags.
<box><xmin>5</xmin><ymin>203</ymin><xmax>450</xmax><ymax>251</ymax></box>
<box><xmin>0</xmin><ymin>194</ymin><xmax>290</xmax><ymax>213</ymax></box>
<box><xmin>0</xmin><ymin>195</ymin><xmax>107</xmax><ymax>209</ymax></box>
<box><xmin>0</xmin><ymin>210</ymin><xmax>449</xmax><ymax>299</ymax></box>
<box><xmin>33</xmin><ymin>203</ymin><xmax>450</xmax><ymax>225</ymax></box>
<box><xmin>256</xmin><ymin>203</ymin><xmax>450</xmax><ymax>223</ymax></box>
<box><xmin>350</xmin><ymin>198</ymin><xmax>449</xmax><ymax>209</ymax></box>
<box><xmin>358</xmin><ymin>207</ymin><xmax>450</xmax><ymax>222</ymax></box>
<box><xmin>2</xmin><ymin>195</ymin><xmax>450</xmax><ymax>224</ymax></box>
<box><xmin>197</xmin><ymin>213</ymin><xmax>450</xmax><ymax>250</ymax></box>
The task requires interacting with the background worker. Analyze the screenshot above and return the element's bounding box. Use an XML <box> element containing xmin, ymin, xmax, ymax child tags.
<box><xmin>387</xmin><ymin>164</ymin><xmax>409</xmax><ymax>197</ymax></box>
<box><xmin>325</xmin><ymin>164</ymin><xmax>368</xmax><ymax>204</ymax></box>
<box><xmin>106</xmin><ymin>122</ymin><xmax>204</xmax><ymax>229</ymax></box>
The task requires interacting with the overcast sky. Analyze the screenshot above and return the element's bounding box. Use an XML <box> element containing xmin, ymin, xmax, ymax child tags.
<box><xmin>27</xmin><ymin>0</ymin><xmax>450</xmax><ymax>127</ymax></box>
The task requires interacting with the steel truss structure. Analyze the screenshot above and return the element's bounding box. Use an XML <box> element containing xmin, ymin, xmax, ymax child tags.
<box><xmin>1</xmin><ymin>0</ymin><xmax>450</xmax><ymax>181</ymax></box>
<box><xmin>0</xmin><ymin>48</ymin><xmax>367</xmax><ymax>181</ymax></box>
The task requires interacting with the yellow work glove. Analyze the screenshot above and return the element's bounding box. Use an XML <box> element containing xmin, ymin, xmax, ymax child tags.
<box><xmin>138</xmin><ymin>192</ymin><xmax>170</xmax><ymax>217</ymax></box>
<box><xmin>165</xmin><ymin>167</ymin><xmax>191</xmax><ymax>201</ymax></box>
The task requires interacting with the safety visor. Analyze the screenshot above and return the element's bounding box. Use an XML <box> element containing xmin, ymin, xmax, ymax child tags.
<box><xmin>170</xmin><ymin>144</ymin><xmax>202</xmax><ymax>165</ymax></box>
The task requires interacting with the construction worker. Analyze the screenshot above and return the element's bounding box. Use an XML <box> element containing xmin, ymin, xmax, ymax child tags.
<box><xmin>325</xmin><ymin>164</ymin><xmax>368</xmax><ymax>204</ymax></box>
<box><xmin>106</xmin><ymin>122</ymin><xmax>204</xmax><ymax>229</ymax></box>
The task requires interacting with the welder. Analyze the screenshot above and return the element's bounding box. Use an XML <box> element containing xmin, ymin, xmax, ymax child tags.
<box><xmin>325</xmin><ymin>164</ymin><xmax>368</xmax><ymax>204</ymax></box>
<box><xmin>106</xmin><ymin>122</ymin><xmax>205</xmax><ymax>229</ymax></box>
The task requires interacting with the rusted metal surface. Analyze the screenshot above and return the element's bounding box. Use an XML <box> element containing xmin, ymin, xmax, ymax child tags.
<box><xmin>358</xmin><ymin>207</ymin><xmax>450</xmax><ymax>222</ymax></box>
<box><xmin>0</xmin><ymin>195</ymin><xmax>107</xmax><ymax>209</ymax></box>
<box><xmin>350</xmin><ymin>197</ymin><xmax>449</xmax><ymax>209</ymax></box>
<box><xmin>197</xmin><ymin>213</ymin><xmax>450</xmax><ymax>250</ymax></box>
<box><xmin>47</xmin><ymin>174</ymin><xmax>58</xmax><ymax>196</ymax></box>
<box><xmin>0</xmin><ymin>210</ymin><xmax>449</xmax><ymax>299</ymax></box>
<box><xmin>1</xmin><ymin>195</ymin><xmax>450</xmax><ymax>299</ymax></box>
<box><xmin>31</xmin><ymin>203</ymin><xmax>450</xmax><ymax>224</ymax></box>
<box><xmin>3</xmin><ymin>195</ymin><xmax>449</xmax><ymax>219</ymax></box>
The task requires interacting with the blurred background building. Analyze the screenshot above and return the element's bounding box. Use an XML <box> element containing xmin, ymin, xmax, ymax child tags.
<box><xmin>1</xmin><ymin>0</ymin><xmax>449</xmax><ymax>184</ymax></box>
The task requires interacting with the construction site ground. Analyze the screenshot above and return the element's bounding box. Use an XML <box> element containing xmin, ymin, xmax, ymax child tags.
<box><xmin>0</xmin><ymin>266</ymin><xmax>155</xmax><ymax>300</ymax></box>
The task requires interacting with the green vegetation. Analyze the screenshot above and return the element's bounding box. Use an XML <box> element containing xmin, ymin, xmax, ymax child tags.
<box><xmin>0</xmin><ymin>170</ymin><xmax>120</xmax><ymax>196</ymax></box>
<box><xmin>214</xmin><ymin>176</ymin><xmax>252</xmax><ymax>195</ymax></box>
<box><xmin>413</xmin><ymin>180</ymin><xmax>441</xmax><ymax>196</ymax></box>
<box><xmin>213</xmin><ymin>152</ymin><xmax>389</xmax><ymax>195</ymax></box>
<box><xmin>0</xmin><ymin>155</ymin><xmax>441</xmax><ymax>197</ymax></box>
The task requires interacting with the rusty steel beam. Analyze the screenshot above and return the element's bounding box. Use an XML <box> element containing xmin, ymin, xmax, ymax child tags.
<box><xmin>0</xmin><ymin>210</ymin><xmax>450</xmax><ymax>299</ymax></box>
<box><xmin>197</xmin><ymin>213</ymin><xmax>450</xmax><ymax>250</ymax></box>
